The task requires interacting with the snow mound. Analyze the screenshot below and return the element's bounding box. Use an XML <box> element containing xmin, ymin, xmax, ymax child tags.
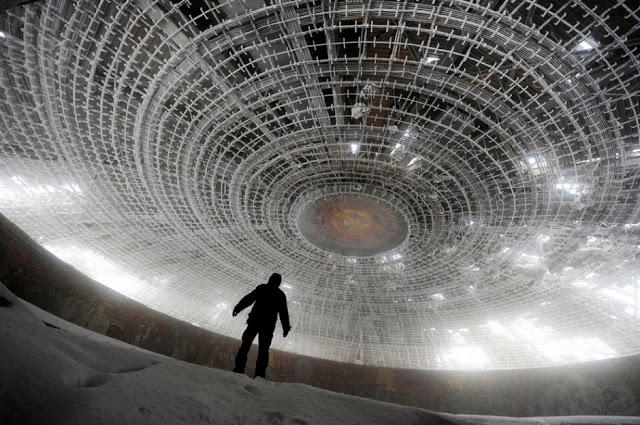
<box><xmin>1</xmin><ymin>282</ymin><xmax>639</xmax><ymax>425</ymax></box>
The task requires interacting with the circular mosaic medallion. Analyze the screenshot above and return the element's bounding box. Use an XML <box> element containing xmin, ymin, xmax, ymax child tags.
<box><xmin>297</xmin><ymin>194</ymin><xmax>408</xmax><ymax>257</ymax></box>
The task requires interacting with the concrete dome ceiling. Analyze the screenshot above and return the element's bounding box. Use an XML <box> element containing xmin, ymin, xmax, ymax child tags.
<box><xmin>1</xmin><ymin>0</ymin><xmax>639</xmax><ymax>369</ymax></box>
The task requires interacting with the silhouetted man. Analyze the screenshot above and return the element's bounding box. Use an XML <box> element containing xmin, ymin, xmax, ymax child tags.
<box><xmin>232</xmin><ymin>273</ymin><xmax>291</xmax><ymax>378</ymax></box>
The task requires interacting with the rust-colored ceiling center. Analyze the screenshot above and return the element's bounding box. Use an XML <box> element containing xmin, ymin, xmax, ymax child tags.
<box><xmin>297</xmin><ymin>194</ymin><xmax>408</xmax><ymax>257</ymax></box>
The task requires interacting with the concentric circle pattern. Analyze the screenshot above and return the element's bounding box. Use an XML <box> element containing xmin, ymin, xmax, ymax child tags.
<box><xmin>298</xmin><ymin>192</ymin><xmax>409</xmax><ymax>256</ymax></box>
<box><xmin>1</xmin><ymin>0</ymin><xmax>639</xmax><ymax>369</ymax></box>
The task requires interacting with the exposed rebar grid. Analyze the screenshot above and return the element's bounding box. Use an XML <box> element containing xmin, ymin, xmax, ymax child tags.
<box><xmin>1</xmin><ymin>0</ymin><xmax>639</xmax><ymax>369</ymax></box>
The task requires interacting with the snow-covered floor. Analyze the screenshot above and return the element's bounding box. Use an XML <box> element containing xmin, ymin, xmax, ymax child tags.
<box><xmin>1</xmin><ymin>282</ymin><xmax>639</xmax><ymax>425</ymax></box>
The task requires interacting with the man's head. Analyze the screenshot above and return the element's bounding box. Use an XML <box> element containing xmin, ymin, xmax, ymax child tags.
<box><xmin>268</xmin><ymin>273</ymin><xmax>282</xmax><ymax>287</ymax></box>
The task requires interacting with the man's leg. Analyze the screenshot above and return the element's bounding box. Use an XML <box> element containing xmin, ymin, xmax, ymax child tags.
<box><xmin>234</xmin><ymin>325</ymin><xmax>258</xmax><ymax>373</ymax></box>
<box><xmin>254</xmin><ymin>329</ymin><xmax>273</xmax><ymax>378</ymax></box>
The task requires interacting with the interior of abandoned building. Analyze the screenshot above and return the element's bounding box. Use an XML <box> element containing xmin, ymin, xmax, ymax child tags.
<box><xmin>1</xmin><ymin>0</ymin><xmax>639</xmax><ymax>378</ymax></box>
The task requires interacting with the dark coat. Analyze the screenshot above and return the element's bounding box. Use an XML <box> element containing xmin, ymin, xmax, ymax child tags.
<box><xmin>234</xmin><ymin>283</ymin><xmax>290</xmax><ymax>333</ymax></box>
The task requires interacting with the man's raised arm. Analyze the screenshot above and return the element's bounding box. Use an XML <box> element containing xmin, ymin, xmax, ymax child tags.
<box><xmin>232</xmin><ymin>288</ymin><xmax>257</xmax><ymax>316</ymax></box>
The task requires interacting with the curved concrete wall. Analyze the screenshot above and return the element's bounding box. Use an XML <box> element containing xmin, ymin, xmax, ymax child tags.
<box><xmin>1</xmin><ymin>212</ymin><xmax>639</xmax><ymax>417</ymax></box>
